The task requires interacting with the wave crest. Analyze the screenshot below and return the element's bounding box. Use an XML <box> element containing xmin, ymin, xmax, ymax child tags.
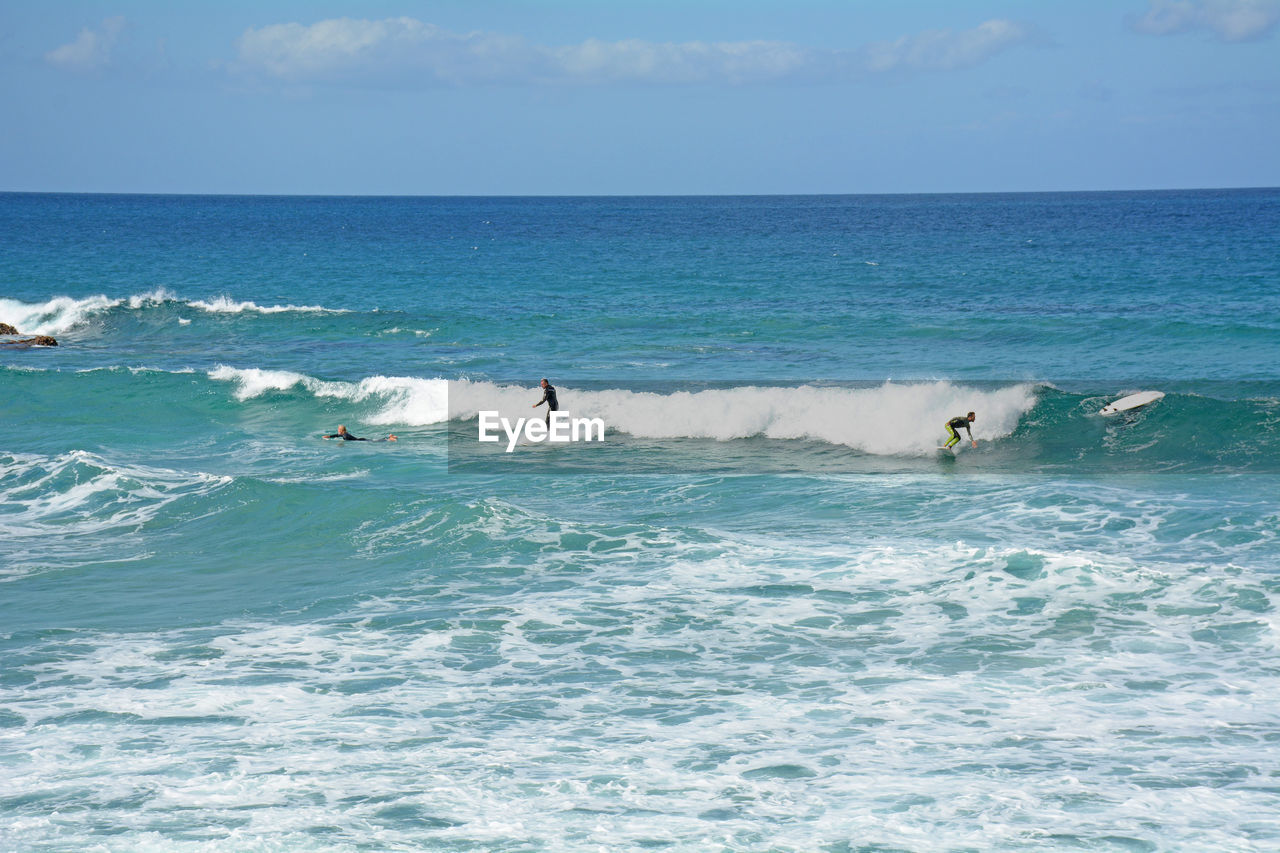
<box><xmin>0</xmin><ymin>290</ymin><xmax>347</xmax><ymax>335</ymax></box>
<box><xmin>0</xmin><ymin>294</ymin><xmax>121</xmax><ymax>335</ymax></box>
<box><xmin>188</xmin><ymin>295</ymin><xmax>347</xmax><ymax>315</ymax></box>
<box><xmin>450</xmin><ymin>380</ymin><xmax>1035</xmax><ymax>456</ymax></box>
<box><xmin>208</xmin><ymin>367</ymin><xmax>1035</xmax><ymax>456</ymax></box>
<box><xmin>208</xmin><ymin>366</ymin><xmax>449</xmax><ymax>425</ymax></box>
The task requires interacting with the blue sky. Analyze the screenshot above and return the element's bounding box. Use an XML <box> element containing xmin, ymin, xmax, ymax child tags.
<box><xmin>2</xmin><ymin>0</ymin><xmax>1278</xmax><ymax>194</ymax></box>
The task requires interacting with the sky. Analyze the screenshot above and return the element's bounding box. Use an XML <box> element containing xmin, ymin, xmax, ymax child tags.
<box><xmin>1</xmin><ymin>0</ymin><xmax>1278</xmax><ymax>195</ymax></box>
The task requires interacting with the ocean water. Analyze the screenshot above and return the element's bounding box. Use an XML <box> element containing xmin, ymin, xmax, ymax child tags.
<box><xmin>2</xmin><ymin>190</ymin><xmax>1279</xmax><ymax>851</ymax></box>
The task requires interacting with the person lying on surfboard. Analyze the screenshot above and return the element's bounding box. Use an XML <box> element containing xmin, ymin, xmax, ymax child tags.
<box><xmin>323</xmin><ymin>425</ymin><xmax>397</xmax><ymax>442</ymax></box>
<box><xmin>943</xmin><ymin>412</ymin><xmax>977</xmax><ymax>450</ymax></box>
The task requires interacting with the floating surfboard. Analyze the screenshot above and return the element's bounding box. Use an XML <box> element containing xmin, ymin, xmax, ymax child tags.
<box><xmin>1099</xmin><ymin>390</ymin><xmax>1164</xmax><ymax>416</ymax></box>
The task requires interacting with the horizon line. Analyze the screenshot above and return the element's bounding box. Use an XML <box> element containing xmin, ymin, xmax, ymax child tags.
<box><xmin>2</xmin><ymin>185</ymin><xmax>1278</xmax><ymax>200</ymax></box>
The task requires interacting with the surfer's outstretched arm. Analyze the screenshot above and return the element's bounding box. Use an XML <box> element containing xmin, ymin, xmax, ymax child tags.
<box><xmin>945</xmin><ymin>413</ymin><xmax>978</xmax><ymax>449</ymax></box>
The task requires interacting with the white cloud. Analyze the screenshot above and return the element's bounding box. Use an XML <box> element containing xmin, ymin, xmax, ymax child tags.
<box><xmin>45</xmin><ymin>16</ymin><xmax>125</xmax><ymax>71</ymax></box>
<box><xmin>1132</xmin><ymin>0</ymin><xmax>1280</xmax><ymax>41</ymax></box>
<box><xmin>552</xmin><ymin>38</ymin><xmax>821</xmax><ymax>84</ymax></box>
<box><xmin>861</xmin><ymin>19</ymin><xmax>1033</xmax><ymax>73</ymax></box>
<box><xmin>1203</xmin><ymin>0</ymin><xmax>1280</xmax><ymax>38</ymax></box>
<box><xmin>232</xmin><ymin>17</ymin><xmax>1030</xmax><ymax>87</ymax></box>
<box><xmin>234</xmin><ymin>17</ymin><xmax>546</xmax><ymax>84</ymax></box>
<box><xmin>235</xmin><ymin>17</ymin><xmax>813</xmax><ymax>85</ymax></box>
<box><xmin>1133</xmin><ymin>0</ymin><xmax>1199</xmax><ymax>35</ymax></box>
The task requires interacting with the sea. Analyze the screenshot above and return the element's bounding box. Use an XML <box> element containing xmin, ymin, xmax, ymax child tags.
<box><xmin>2</xmin><ymin>190</ymin><xmax>1279</xmax><ymax>852</ymax></box>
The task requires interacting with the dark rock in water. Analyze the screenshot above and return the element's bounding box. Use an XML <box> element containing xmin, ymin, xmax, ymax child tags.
<box><xmin>0</xmin><ymin>336</ymin><xmax>58</xmax><ymax>348</ymax></box>
<box><xmin>0</xmin><ymin>319</ymin><xmax>58</xmax><ymax>348</ymax></box>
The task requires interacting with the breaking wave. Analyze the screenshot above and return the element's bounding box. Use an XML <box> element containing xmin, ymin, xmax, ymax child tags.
<box><xmin>207</xmin><ymin>367</ymin><xmax>1034</xmax><ymax>457</ymax></box>
<box><xmin>0</xmin><ymin>290</ymin><xmax>347</xmax><ymax>335</ymax></box>
<box><xmin>202</xmin><ymin>367</ymin><xmax>1280</xmax><ymax>468</ymax></box>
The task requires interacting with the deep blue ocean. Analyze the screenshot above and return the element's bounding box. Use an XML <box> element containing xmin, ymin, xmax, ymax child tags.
<box><xmin>2</xmin><ymin>190</ymin><xmax>1279</xmax><ymax>851</ymax></box>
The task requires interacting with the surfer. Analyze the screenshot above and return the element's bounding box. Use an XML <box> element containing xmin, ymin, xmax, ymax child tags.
<box><xmin>943</xmin><ymin>412</ymin><xmax>977</xmax><ymax>450</ymax></box>
<box><xmin>323</xmin><ymin>425</ymin><xmax>397</xmax><ymax>442</ymax></box>
<box><xmin>531</xmin><ymin>378</ymin><xmax>558</xmax><ymax>426</ymax></box>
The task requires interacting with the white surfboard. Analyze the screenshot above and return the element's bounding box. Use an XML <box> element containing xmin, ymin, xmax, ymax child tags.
<box><xmin>1099</xmin><ymin>390</ymin><xmax>1164</xmax><ymax>416</ymax></box>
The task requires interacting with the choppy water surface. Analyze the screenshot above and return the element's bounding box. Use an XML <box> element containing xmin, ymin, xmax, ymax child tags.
<box><xmin>2</xmin><ymin>191</ymin><xmax>1279</xmax><ymax>851</ymax></box>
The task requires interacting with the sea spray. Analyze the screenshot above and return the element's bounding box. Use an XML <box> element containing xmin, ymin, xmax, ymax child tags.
<box><xmin>208</xmin><ymin>366</ymin><xmax>450</xmax><ymax>422</ymax></box>
<box><xmin>0</xmin><ymin>294</ymin><xmax>121</xmax><ymax>335</ymax></box>
<box><xmin>0</xmin><ymin>291</ymin><xmax>350</xmax><ymax>337</ymax></box>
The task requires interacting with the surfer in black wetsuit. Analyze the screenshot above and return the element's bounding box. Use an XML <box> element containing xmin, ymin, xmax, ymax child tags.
<box><xmin>532</xmin><ymin>378</ymin><xmax>558</xmax><ymax>426</ymax></box>
<box><xmin>943</xmin><ymin>412</ymin><xmax>977</xmax><ymax>449</ymax></box>
<box><xmin>323</xmin><ymin>425</ymin><xmax>397</xmax><ymax>442</ymax></box>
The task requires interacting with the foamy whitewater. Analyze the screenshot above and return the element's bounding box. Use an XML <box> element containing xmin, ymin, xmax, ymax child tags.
<box><xmin>2</xmin><ymin>192</ymin><xmax>1279</xmax><ymax>851</ymax></box>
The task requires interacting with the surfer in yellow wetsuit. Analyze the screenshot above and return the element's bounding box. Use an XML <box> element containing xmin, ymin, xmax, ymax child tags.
<box><xmin>943</xmin><ymin>412</ymin><xmax>977</xmax><ymax>449</ymax></box>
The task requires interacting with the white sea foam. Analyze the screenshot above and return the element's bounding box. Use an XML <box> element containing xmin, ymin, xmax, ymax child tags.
<box><xmin>206</xmin><ymin>369</ymin><xmax>1036</xmax><ymax>455</ymax></box>
<box><xmin>0</xmin><ymin>451</ymin><xmax>232</xmax><ymax>580</ymax></box>
<box><xmin>70</xmin><ymin>365</ymin><xmax>196</xmax><ymax>375</ymax></box>
<box><xmin>3</xmin><ymin>511</ymin><xmax>1277</xmax><ymax>851</ymax></box>
<box><xmin>188</xmin><ymin>295</ymin><xmax>348</xmax><ymax>314</ymax></box>
<box><xmin>125</xmin><ymin>287</ymin><xmax>180</xmax><ymax>308</ymax></box>
<box><xmin>0</xmin><ymin>294</ymin><xmax>121</xmax><ymax>335</ymax></box>
<box><xmin>0</xmin><ymin>288</ymin><xmax>179</xmax><ymax>335</ymax></box>
<box><xmin>207</xmin><ymin>366</ymin><xmax>449</xmax><ymax>425</ymax></box>
<box><xmin>379</xmin><ymin>326</ymin><xmax>435</xmax><ymax>337</ymax></box>
<box><xmin>450</xmin><ymin>379</ymin><xmax>1036</xmax><ymax>456</ymax></box>
<box><xmin>0</xmin><ymin>291</ymin><xmax>347</xmax><ymax>336</ymax></box>
<box><xmin>264</xmin><ymin>470</ymin><xmax>370</xmax><ymax>484</ymax></box>
<box><xmin>207</xmin><ymin>365</ymin><xmax>320</xmax><ymax>400</ymax></box>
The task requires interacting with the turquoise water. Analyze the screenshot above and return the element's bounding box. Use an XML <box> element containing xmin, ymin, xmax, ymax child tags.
<box><xmin>2</xmin><ymin>191</ymin><xmax>1279</xmax><ymax>851</ymax></box>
